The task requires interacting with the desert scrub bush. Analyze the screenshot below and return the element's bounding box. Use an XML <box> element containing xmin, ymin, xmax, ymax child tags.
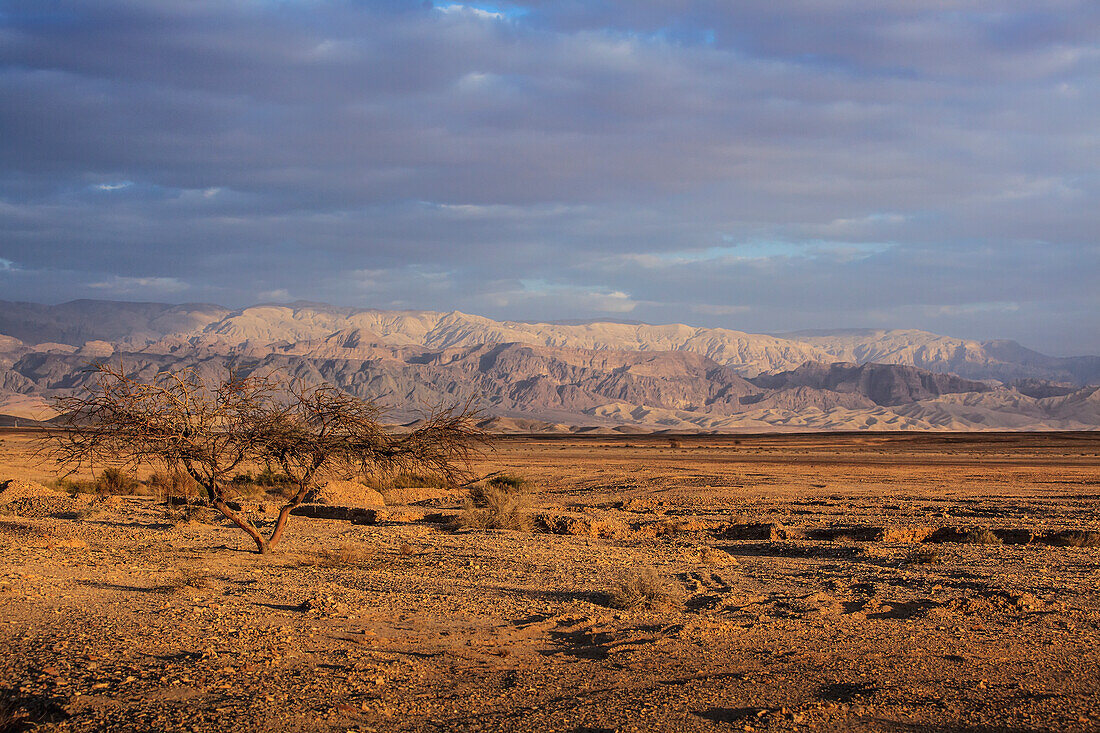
<box><xmin>607</xmin><ymin>568</ymin><xmax>681</xmax><ymax>611</ymax></box>
<box><xmin>48</xmin><ymin>476</ymin><xmax>95</xmax><ymax>496</ymax></box>
<box><xmin>163</xmin><ymin>503</ymin><xmax>217</xmax><ymax>525</ymax></box>
<box><xmin>229</xmin><ymin>468</ymin><xmax>298</xmax><ymax>500</ymax></box>
<box><xmin>159</xmin><ymin>567</ymin><xmax>213</xmax><ymax>593</ymax></box>
<box><xmin>49</xmin><ymin>468</ymin><xmax>146</xmax><ymax>497</ymax></box>
<box><xmin>907</xmin><ymin>546</ymin><xmax>944</xmax><ymax>564</ymax></box>
<box><xmin>145</xmin><ymin>470</ymin><xmax>201</xmax><ymax>503</ymax></box>
<box><xmin>97</xmin><ymin>467</ymin><xmax>147</xmax><ymax>495</ymax></box>
<box><xmin>318</xmin><ymin>543</ymin><xmax>376</xmax><ymax>567</ymax></box>
<box><xmin>457</xmin><ymin>474</ymin><xmax>531</xmax><ymax>530</ymax></box>
<box><xmin>963</xmin><ymin>528</ymin><xmax>1003</xmax><ymax>545</ymax></box>
<box><xmin>1051</xmin><ymin>530</ymin><xmax>1100</xmax><ymax>548</ymax></box>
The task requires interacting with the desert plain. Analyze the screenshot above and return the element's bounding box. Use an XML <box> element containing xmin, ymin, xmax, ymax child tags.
<box><xmin>2</xmin><ymin>430</ymin><xmax>1099</xmax><ymax>732</ymax></box>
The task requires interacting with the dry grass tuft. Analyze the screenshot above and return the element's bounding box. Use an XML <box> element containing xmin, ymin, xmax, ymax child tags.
<box><xmin>907</xmin><ymin>546</ymin><xmax>944</xmax><ymax>564</ymax></box>
<box><xmin>51</xmin><ymin>467</ymin><xmax>150</xmax><ymax>497</ymax></box>
<box><xmin>309</xmin><ymin>543</ymin><xmax>376</xmax><ymax>568</ymax></box>
<box><xmin>607</xmin><ymin>568</ymin><xmax>681</xmax><ymax>611</ymax></box>
<box><xmin>164</xmin><ymin>504</ymin><xmax>217</xmax><ymax>526</ymax></box>
<box><xmin>0</xmin><ymin>696</ymin><xmax>25</xmax><ymax>733</ymax></box>
<box><xmin>963</xmin><ymin>528</ymin><xmax>1003</xmax><ymax>545</ymax></box>
<box><xmin>162</xmin><ymin>567</ymin><xmax>214</xmax><ymax>593</ymax></box>
<box><xmin>145</xmin><ymin>470</ymin><xmax>201</xmax><ymax>502</ymax></box>
<box><xmin>457</xmin><ymin>474</ymin><xmax>532</xmax><ymax>531</ymax></box>
<box><xmin>1052</xmin><ymin>530</ymin><xmax>1100</xmax><ymax>548</ymax></box>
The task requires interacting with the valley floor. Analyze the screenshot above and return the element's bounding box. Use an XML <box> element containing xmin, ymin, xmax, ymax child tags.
<box><xmin>2</xmin><ymin>431</ymin><xmax>1100</xmax><ymax>732</ymax></box>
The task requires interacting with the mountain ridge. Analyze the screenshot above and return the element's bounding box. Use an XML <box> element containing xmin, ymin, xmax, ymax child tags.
<box><xmin>2</xmin><ymin>299</ymin><xmax>1096</xmax><ymax>385</ymax></box>
<box><xmin>0</xmin><ymin>299</ymin><xmax>1097</xmax><ymax>431</ymax></box>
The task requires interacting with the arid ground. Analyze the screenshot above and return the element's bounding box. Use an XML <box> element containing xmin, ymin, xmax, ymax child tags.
<box><xmin>2</xmin><ymin>430</ymin><xmax>1100</xmax><ymax>732</ymax></box>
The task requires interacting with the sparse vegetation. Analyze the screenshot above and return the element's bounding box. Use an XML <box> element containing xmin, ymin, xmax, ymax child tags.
<box><xmin>162</xmin><ymin>567</ymin><xmax>213</xmax><ymax>593</ymax></box>
<box><xmin>163</xmin><ymin>503</ymin><xmax>217</xmax><ymax>525</ymax></box>
<box><xmin>607</xmin><ymin>568</ymin><xmax>680</xmax><ymax>611</ymax></box>
<box><xmin>146</xmin><ymin>469</ymin><xmax>201</xmax><ymax>503</ymax></box>
<box><xmin>45</xmin><ymin>363</ymin><xmax>485</xmax><ymax>553</ymax></box>
<box><xmin>319</xmin><ymin>543</ymin><xmax>376</xmax><ymax>567</ymax></box>
<box><xmin>49</xmin><ymin>467</ymin><xmax>148</xmax><ymax>497</ymax></box>
<box><xmin>457</xmin><ymin>473</ymin><xmax>532</xmax><ymax>530</ymax></box>
<box><xmin>1051</xmin><ymin>530</ymin><xmax>1100</xmax><ymax>548</ymax></box>
<box><xmin>963</xmin><ymin>528</ymin><xmax>1003</xmax><ymax>545</ymax></box>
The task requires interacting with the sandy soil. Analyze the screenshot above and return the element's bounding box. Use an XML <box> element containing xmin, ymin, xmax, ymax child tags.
<box><xmin>2</xmin><ymin>430</ymin><xmax>1100</xmax><ymax>732</ymax></box>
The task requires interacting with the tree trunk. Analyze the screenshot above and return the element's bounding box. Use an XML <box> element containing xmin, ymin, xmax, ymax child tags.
<box><xmin>266</xmin><ymin>482</ymin><xmax>313</xmax><ymax>550</ymax></box>
<box><xmin>214</xmin><ymin>500</ymin><xmax>269</xmax><ymax>554</ymax></box>
<box><xmin>266</xmin><ymin>502</ymin><xmax>298</xmax><ymax>549</ymax></box>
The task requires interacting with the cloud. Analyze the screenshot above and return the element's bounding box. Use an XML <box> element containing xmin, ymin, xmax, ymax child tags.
<box><xmin>0</xmin><ymin>1</ymin><xmax>1097</xmax><ymax>354</ymax></box>
<box><xmin>87</xmin><ymin>276</ymin><xmax>189</xmax><ymax>295</ymax></box>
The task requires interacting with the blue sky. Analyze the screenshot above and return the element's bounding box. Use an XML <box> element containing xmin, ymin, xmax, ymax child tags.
<box><xmin>1</xmin><ymin>1</ymin><xmax>1097</xmax><ymax>354</ymax></box>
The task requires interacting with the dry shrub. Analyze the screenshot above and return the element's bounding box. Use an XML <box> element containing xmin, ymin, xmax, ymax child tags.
<box><xmin>320</xmin><ymin>543</ymin><xmax>375</xmax><ymax>567</ymax></box>
<box><xmin>164</xmin><ymin>504</ymin><xmax>216</xmax><ymax>525</ymax></box>
<box><xmin>146</xmin><ymin>470</ymin><xmax>201</xmax><ymax>502</ymax></box>
<box><xmin>228</xmin><ymin>468</ymin><xmax>297</xmax><ymax>501</ymax></box>
<box><xmin>97</xmin><ymin>467</ymin><xmax>145</xmax><ymax>495</ymax></box>
<box><xmin>1053</xmin><ymin>530</ymin><xmax>1100</xmax><ymax>548</ymax></box>
<box><xmin>51</xmin><ymin>468</ymin><xmax>148</xmax><ymax>497</ymax></box>
<box><xmin>161</xmin><ymin>567</ymin><xmax>213</xmax><ymax>593</ymax></box>
<box><xmin>295</xmin><ymin>543</ymin><xmax>376</xmax><ymax>568</ymax></box>
<box><xmin>907</xmin><ymin>546</ymin><xmax>943</xmax><ymax>564</ymax></box>
<box><xmin>668</xmin><ymin>438</ymin><xmax>682</xmax><ymax>449</ymax></box>
<box><xmin>457</xmin><ymin>474</ymin><xmax>531</xmax><ymax>531</ymax></box>
<box><xmin>607</xmin><ymin>568</ymin><xmax>681</xmax><ymax>611</ymax></box>
<box><xmin>963</xmin><ymin>528</ymin><xmax>1003</xmax><ymax>545</ymax></box>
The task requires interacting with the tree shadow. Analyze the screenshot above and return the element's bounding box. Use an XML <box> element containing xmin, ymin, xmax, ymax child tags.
<box><xmin>76</xmin><ymin>579</ymin><xmax>177</xmax><ymax>594</ymax></box>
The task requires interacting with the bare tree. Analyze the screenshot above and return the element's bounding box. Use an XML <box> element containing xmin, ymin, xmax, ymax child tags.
<box><xmin>254</xmin><ymin>381</ymin><xmax>484</xmax><ymax>549</ymax></box>
<box><xmin>46</xmin><ymin>363</ymin><xmax>485</xmax><ymax>554</ymax></box>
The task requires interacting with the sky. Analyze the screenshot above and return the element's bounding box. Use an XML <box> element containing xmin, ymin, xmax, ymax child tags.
<box><xmin>0</xmin><ymin>1</ymin><xmax>1098</xmax><ymax>356</ymax></box>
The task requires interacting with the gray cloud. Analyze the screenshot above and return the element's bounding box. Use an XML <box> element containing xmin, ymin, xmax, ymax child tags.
<box><xmin>1</xmin><ymin>1</ymin><xmax>1097</xmax><ymax>355</ymax></box>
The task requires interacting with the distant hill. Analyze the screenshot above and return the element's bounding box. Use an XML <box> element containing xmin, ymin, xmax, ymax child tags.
<box><xmin>0</xmin><ymin>299</ymin><xmax>1097</xmax><ymax>432</ymax></box>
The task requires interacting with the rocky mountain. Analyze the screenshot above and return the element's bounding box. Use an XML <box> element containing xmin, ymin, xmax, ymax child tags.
<box><xmin>784</xmin><ymin>328</ymin><xmax>1100</xmax><ymax>385</ymax></box>
<box><xmin>0</xmin><ymin>299</ymin><xmax>1097</xmax><ymax>431</ymax></box>
<box><xmin>1</xmin><ymin>339</ymin><xmax>1097</xmax><ymax>432</ymax></box>
<box><xmin>5</xmin><ymin>299</ymin><xmax>1098</xmax><ymax>385</ymax></box>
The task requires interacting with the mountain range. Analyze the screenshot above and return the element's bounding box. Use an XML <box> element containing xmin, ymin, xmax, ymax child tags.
<box><xmin>0</xmin><ymin>299</ymin><xmax>1097</xmax><ymax>432</ymax></box>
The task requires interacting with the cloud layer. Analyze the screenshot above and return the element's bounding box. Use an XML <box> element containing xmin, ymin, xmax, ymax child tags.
<box><xmin>1</xmin><ymin>1</ymin><xmax>1097</xmax><ymax>354</ymax></box>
